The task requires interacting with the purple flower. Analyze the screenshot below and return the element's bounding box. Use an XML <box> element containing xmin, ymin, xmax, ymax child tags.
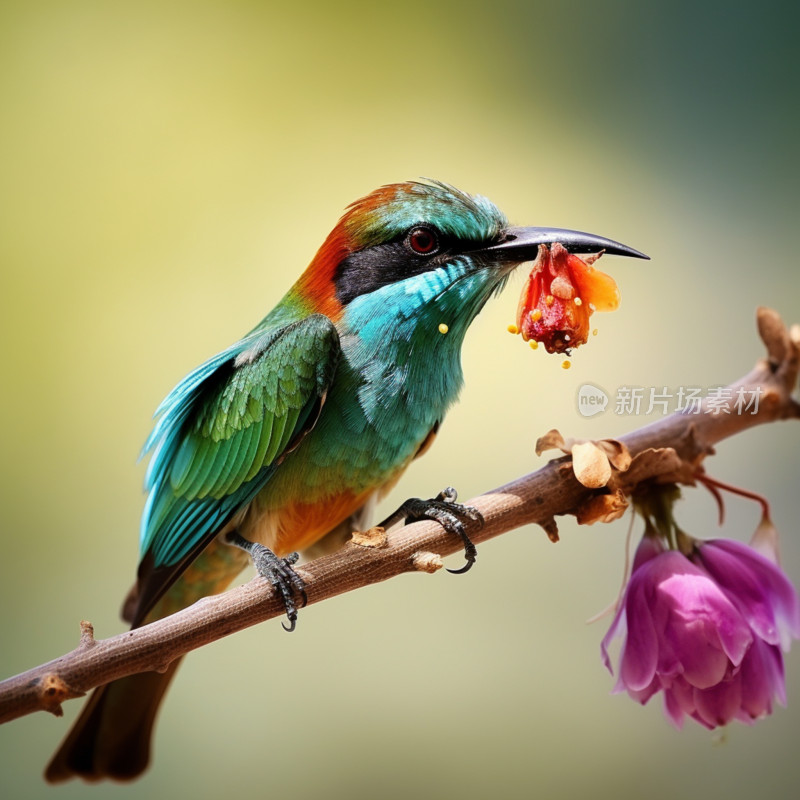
<box><xmin>602</xmin><ymin>534</ymin><xmax>800</xmax><ymax>729</ymax></box>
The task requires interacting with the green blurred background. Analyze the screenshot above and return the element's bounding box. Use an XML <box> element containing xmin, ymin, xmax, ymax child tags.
<box><xmin>1</xmin><ymin>1</ymin><xmax>798</xmax><ymax>798</ymax></box>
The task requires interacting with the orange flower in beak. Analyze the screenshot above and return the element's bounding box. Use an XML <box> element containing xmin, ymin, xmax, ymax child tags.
<box><xmin>515</xmin><ymin>243</ymin><xmax>620</xmax><ymax>354</ymax></box>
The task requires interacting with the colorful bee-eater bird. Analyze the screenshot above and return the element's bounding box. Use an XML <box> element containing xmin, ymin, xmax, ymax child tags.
<box><xmin>45</xmin><ymin>180</ymin><xmax>646</xmax><ymax>782</ymax></box>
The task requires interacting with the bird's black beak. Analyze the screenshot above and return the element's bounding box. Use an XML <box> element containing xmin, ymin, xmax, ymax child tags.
<box><xmin>477</xmin><ymin>226</ymin><xmax>649</xmax><ymax>262</ymax></box>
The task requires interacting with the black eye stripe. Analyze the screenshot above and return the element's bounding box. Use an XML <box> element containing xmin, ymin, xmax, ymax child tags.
<box><xmin>333</xmin><ymin>242</ymin><xmax>424</xmax><ymax>304</ymax></box>
<box><xmin>332</xmin><ymin>226</ymin><xmax>463</xmax><ymax>304</ymax></box>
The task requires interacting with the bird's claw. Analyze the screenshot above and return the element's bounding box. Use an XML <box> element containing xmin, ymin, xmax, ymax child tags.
<box><xmin>384</xmin><ymin>486</ymin><xmax>483</xmax><ymax>574</ymax></box>
<box><xmin>225</xmin><ymin>532</ymin><xmax>306</xmax><ymax>631</ymax></box>
<box><xmin>250</xmin><ymin>547</ymin><xmax>308</xmax><ymax>632</ymax></box>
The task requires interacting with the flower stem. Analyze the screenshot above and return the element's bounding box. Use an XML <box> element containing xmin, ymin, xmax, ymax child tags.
<box><xmin>696</xmin><ymin>473</ymin><xmax>772</xmax><ymax>520</ymax></box>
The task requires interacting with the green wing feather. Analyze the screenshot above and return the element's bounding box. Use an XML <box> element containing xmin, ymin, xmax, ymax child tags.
<box><xmin>140</xmin><ymin>313</ymin><xmax>340</xmax><ymax>578</ymax></box>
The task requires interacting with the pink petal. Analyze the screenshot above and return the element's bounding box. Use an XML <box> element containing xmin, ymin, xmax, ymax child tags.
<box><xmin>631</xmin><ymin>534</ymin><xmax>666</xmax><ymax>571</ymax></box>
<box><xmin>693</xmin><ymin>674</ymin><xmax>743</xmax><ymax>728</ymax></box>
<box><xmin>663</xmin><ymin>677</ymin><xmax>697</xmax><ymax>729</ymax></box>
<box><xmin>656</xmin><ymin>562</ymin><xmax>752</xmax><ymax>678</ymax></box>
<box><xmin>663</xmin><ymin>690</ymin><xmax>686</xmax><ymax>729</ymax></box>
<box><xmin>601</xmin><ymin>536</ymin><xmax>665</xmax><ymax>676</ymax></box>
<box><xmin>749</xmin><ymin>515</ymin><xmax>781</xmax><ymax>563</ymax></box>
<box><xmin>618</xmin><ymin>569</ymin><xmax>660</xmax><ymax>691</ymax></box>
<box><xmin>747</xmin><ymin>637</ymin><xmax>786</xmax><ymax>708</ymax></box>
<box><xmin>737</xmin><ymin>639</ymin><xmax>778</xmax><ymax>721</ymax></box>
<box><xmin>766</xmin><ymin>644</ymin><xmax>788</xmax><ymax>706</ymax></box>
<box><xmin>688</xmin><ymin>710</ymin><xmax>718</xmax><ymax>730</ymax></box>
<box><xmin>626</xmin><ymin>677</ymin><xmax>661</xmax><ymax>706</ymax></box>
<box><xmin>663</xmin><ymin>616</ymin><xmax>736</xmax><ymax>689</ymax></box>
<box><xmin>699</xmin><ymin>539</ymin><xmax>800</xmax><ymax>649</ymax></box>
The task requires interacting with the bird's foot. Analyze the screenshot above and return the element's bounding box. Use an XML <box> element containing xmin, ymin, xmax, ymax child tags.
<box><xmin>225</xmin><ymin>532</ymin><xmax>307</xmax><ymax>631</ymax></box>
<box><xmin>379</xmin><ymin>487</ymin><xmax>484</xmax><ymax>574</ymax></box>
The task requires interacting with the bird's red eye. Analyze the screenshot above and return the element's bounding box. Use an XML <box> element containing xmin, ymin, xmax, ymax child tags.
<box><xmin>407</xmin><ymin>226</ymin><xmax>439</xmax><ymax>255</ymax></box>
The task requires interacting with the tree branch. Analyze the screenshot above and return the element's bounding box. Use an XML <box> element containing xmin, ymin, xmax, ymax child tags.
<box><xmin>1</xmin><ymin>307</ymin><xmax>798</xmax><ymax>726</ymax></box>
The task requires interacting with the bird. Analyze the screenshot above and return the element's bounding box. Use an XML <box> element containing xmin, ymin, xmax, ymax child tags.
<box><xmin>45</xmin><ymin>179</ymin><xmax>646</xmax><ymax>782</ymax></box>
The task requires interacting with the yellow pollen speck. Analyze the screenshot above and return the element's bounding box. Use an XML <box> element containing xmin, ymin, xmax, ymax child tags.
<box><xmin>545</xmin><ymin>295</ymin><xmax>554</xmax><ymax>306</ymax></box>
<box><xmin>592</xmin><ymin>328</ymin><xmax>598</xmax><ymax>336</ymax></box>
<box><xmin>530</xmin><ymin>309</ymin><xmax>542</xmax><ymax>322</ymax></box>
<box><xmin>562</xmin><ymin>360</ymin><xmax>571</xmax><ymax>370</ymax></box>
<box><xmin>574</xmin><ymin>297</ymin><xmax>583</xmax><ymax>306</ymax></box>
<box><xmin>438</xmin><ymin>323</ymin><xmax>449</xmax><ymax>335</ymax></box>
<box><xmin>507</xmin><ymin>323</ymin><xmax>519</xmax><ymax>334</ymax></box>
<box><xmin>529</xmin><ymin>340</ymin><xmax>539</xmax><ymax>350</ymax></box>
